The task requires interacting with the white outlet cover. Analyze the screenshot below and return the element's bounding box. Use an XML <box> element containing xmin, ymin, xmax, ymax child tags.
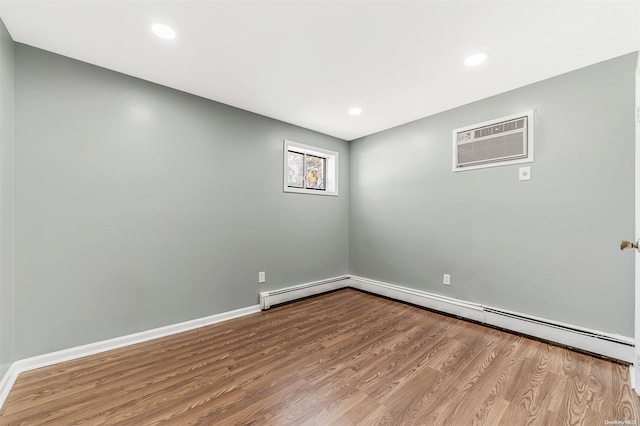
<box><xmin>519</xmin><ymin>166</ymin><xmax>531</xmax><ymax>181</ymax></box>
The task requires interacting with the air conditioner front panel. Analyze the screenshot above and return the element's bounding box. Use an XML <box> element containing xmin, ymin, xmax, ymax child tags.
<box><xmin>453</xmin><ymin>111</ymin><xmax>534</xmax><ymax>171</ymax></box>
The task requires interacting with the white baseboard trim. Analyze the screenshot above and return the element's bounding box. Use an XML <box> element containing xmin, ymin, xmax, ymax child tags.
<box><xmin>259</xmin><ymin>275</ymin><xmax>350</xmax><ymax>309</ymax></box>
<box><xmin>0</xmin><ymin>304</ymin><xmax>260</xmax><ymax>409</ymax></box>
<box><xmin>0</xmin><ymin>363</ymin><xmax>20</xmax><ymax>412</ymax></box>
<box><xmin>348</xmin><ymin>275</ymin><xmax>634</xmax><ymax>363</ymax></box>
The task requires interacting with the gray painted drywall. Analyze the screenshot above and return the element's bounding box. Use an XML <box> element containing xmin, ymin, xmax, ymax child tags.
<box><xmin>0</xmin><ymin>17</ymin><xmax>15</xmax><ymax>376</ymax></box>
<box><xmin>13</xmin><ymin>44</ymin><xmax>349</xmax><ymax>359</ymax></box>
<box><xmin>5</xmin><ymin>38</ymin><xmax>636</xmax><ymax>361</ymax></box>
<box><xmin>350</xmin><ymin>52</ymin><xmax>637</xmax><ymax>337</ymax></box>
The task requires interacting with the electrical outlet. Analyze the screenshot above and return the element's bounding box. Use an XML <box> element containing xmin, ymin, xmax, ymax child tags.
<box><xmin>258</xmin><ymin>271</ymin><xmax>266</xmax><ymax>284</ymax></box>
<box><xmin>443</xmin><ymin>274</ymin><xmax>451</xmax><ymax>285</ymax></box>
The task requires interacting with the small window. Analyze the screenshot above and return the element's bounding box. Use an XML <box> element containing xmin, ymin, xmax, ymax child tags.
<box><xmin>284</xmin><ymin>140</ymin><xmax>338</xmax><ymax>196</ymax></box>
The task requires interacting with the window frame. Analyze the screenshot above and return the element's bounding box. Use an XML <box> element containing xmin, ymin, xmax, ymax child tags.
<box><xmin>283</xmin><ymin>140</ymin><xmax>338</xmax><ymax>196</ymax></box>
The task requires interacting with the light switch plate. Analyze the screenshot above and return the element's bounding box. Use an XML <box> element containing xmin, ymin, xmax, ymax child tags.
<box><xmin>519</xmin><ymin>166</ymin><xmax>531</xmax><ymax>181</ymax></box>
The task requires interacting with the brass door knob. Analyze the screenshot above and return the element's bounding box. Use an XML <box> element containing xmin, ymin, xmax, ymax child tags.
<box><xmin>620</xmin><ymin>240</ymin><xmax>639</xmax><ymax>251</ymax></box>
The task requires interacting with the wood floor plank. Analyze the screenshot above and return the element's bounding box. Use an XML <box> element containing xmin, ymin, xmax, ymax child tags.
<box><xmin>609</xmin><ymin>362</ymin><xmax>640</xmax><ymax>422</ymax></box>
<box><xmin>2</xmin><ymin>288</ymin><xmax>639</xmax><ymax>426</ymax></box>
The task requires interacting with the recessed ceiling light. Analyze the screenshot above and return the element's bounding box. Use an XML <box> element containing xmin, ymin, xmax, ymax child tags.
<box><xmin>152</xmin><ymin>23</ymin><xmax>176</xmax><ymax>40</ymax></box>
<box><xmin>349</xmin><ymin>108</ymin><xmax>362</xmax><ymax>116</ymax></box>
<box><xmin>465</xmin><ymin>53</ymin><xmax>487</xmax><ymax>66</ymax></box>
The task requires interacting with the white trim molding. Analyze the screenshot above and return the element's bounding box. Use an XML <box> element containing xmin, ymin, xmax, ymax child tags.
<box><xmin>633</xmin><ymin>51</ymin><xmax>640</xmax><ymax>395</ymax></box>
<box><xmin>0</xmin><ymin>304</ymin><xmax>260</xmax><ymax>409</ymax></box>
<box><xmin>0</xmin><ymin>363</ymin><xmax>19</xmax><ymax>411</ymax></box>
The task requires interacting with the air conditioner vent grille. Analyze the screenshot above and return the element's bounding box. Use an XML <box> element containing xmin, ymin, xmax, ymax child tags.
<box><xmin>453</xmin><ymin>111</ymin><xmax>534</xmax><ymax>172</ymax></box>
<box><xmin>474</xmin><ymin>118</ymin><xmax>525</xmax><ymax>138</ymax></box>
<box><xmin>457</xmin><ymin>132</ymin><xmax>527</xmax><ymax>166</ymax></box>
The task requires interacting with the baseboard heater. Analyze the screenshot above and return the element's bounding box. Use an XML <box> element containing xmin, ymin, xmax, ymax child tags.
<box><xmin>259</xmin><ymin>276</ymin><xmax>634</xmax><ymax>363</ymax></box>
<box><xmin>483</xmin><ymin>307</ymin><xmax>634</xmax><ymax>362</ymax></box>
<box><xmin>259</xmin><ymin>276</ymin><xmax>350</xmax><ymax>310</ymax></box>
<box><xmin>484</xmin><ymin>307</ymin><xmax>631</xmax><ymax>344</ymax></box>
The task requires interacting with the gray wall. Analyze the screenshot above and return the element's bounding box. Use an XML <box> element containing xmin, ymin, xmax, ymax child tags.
<box><xmin>0</xmin><ymin>17</ymin><xmax>15</xmax><ymax>375</ymax></box>
<box><xmin>13</xmin><ymin>44</ymin><xmax>349</xmax><ymax>359</ymax></box>
<box><xmin>350</xmin><ymin>53</ymin><xmax>637</xmax><ymax>337</ymax></box>
<box><xmin>4</xmin><ymin>37</ymin><xmax>637</xmax><ymax>361</ymax></box>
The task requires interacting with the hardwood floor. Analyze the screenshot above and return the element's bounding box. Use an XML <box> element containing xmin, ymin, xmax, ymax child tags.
<box><xmin>1</xmin><ymin>288</ymin><xmax>639</xmax><ymax>425</ymax></box>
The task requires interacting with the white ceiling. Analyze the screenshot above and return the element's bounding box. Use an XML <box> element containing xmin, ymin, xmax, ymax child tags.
<box><xmin>1</xmin><ymin>1</ymin><xmax>639</xmax><ymax>141</ymax></box>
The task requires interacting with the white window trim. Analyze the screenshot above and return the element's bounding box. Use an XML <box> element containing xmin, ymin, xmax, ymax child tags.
<box><xmin>283</xmin><ymin>140</ymin><xmax>339</xmax><ymax>196</ymax></box>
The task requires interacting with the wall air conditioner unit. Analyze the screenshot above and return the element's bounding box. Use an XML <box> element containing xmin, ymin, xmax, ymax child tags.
<box><xmin>453</xmin><ymin>110</ymin><xmax>534</xmax><ymax>172</ymax></box>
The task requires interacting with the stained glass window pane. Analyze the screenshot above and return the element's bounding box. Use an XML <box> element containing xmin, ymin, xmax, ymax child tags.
<box><xmin>287</xmin><ymin>151</ymin><xmax>304</xmax><ymax>188</ymax></box>
<box><xmin>305</xmin><ymin>155</ymin><xmax>325</xmax><ymax>190</ymax></box>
